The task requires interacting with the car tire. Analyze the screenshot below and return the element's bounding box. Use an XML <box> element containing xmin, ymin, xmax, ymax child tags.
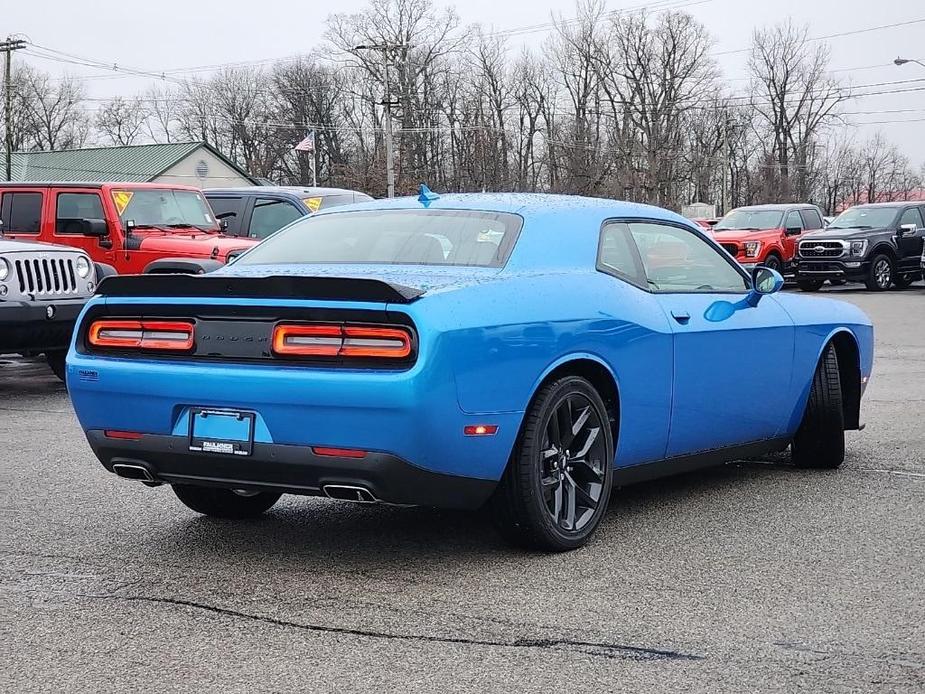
<box><xmin>763</xmin><ymin>253</ymin><xmax>782</xmax><ymax>273</ymax></box>
<box><xmin>490</xmin><ymin>375</ymin><xmax>614</xmax><ymax>551</ymax></box>
<box><xmin>45</xmin><ymin>351</ymin><xmax>67</xmax><ymax>383</ymax></box>
<box><xmin>791</xmin><ymin>343</ymin><xmax>845</xmax><ymax>469</ymax></box>
<box><xmin>172</xmin><ymin>484</ymin><xmax>281</xmax><ymax>518</ymax></box>
<box><xmin>797</xmin><ymin>279</ymin><xmax>823</xmax><ymax>292</ymax></box>
<box><xmin>865</xmin><ymin>253</ymin><xmax>894</xmax><ymax>291</ymax></box>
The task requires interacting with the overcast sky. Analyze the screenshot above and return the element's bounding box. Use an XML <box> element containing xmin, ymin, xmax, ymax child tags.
<box><xmin>4</xmin><ymin>0</ymin><xmax>925</xmax><ymax>163</ymax></box>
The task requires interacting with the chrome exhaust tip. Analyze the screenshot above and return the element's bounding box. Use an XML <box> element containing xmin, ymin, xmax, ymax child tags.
<box><xmin>111</xmin><ymin>462</ymin><xmax>157</xmax><ymax>483</ymax></box>
<box><xmin>322</xmin><ymin>484</ymin><xmax>377</xmax><ymax>503</ymax></box>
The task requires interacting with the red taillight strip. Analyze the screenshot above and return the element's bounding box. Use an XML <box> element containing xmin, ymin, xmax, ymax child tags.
<box><xmin>312</xmin><ymin>446</ymin><xmax>367</xmax><ymax>459</ymax></box>
<box><xmin>88</xmin><ymin>319</ymin><xmax>195</xmax><ymax>351</ymax></box>
<box><xmin>272</xmin><ymin>324</ymin><xmax>343</xmax><ymax>356</ymax></box>
<box><xmin>272</xmin><ymin>323</ymin><xmax>412</xmax><ymax>359</ymax></box>
<box><xmin>104</xmin><ymin>430</ymin><xmax>145</xmax><ymax>440</ymax></box>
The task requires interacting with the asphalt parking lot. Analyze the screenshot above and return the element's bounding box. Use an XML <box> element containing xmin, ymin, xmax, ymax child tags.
<box><xmin>1</xmin><ymin>286</ymin><xmax>923</xmax><ymax>693</ymax></box>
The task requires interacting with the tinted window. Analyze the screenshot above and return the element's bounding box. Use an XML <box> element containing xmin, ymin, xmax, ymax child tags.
<box><xmin>248</xmin><ymin>198</ymin><xmax>304</xmax><ymax>239</ymax></box>
<box><xmin>715</xmin><ymin>209</ymin><xmax>783</xmax><ymax>231</ymax></box>
<box><xmin>238</xmin><ymin>209</ymin><xmax>522</xmax><ymax>268</ymax></box>
<box><xmin>205</xmin><ymin>196</ymin><xmax>245</xmax><ymax>235</ymax></box>
<box><xmin>785</xmin><ymin>210</ymin><xmax>804</xmax><ymax>231</ymax></box>
<box><xmin>829</xmin><ymin>206</ymin><xmax>899</xmax><ymax>229</ymax></box>
<box><xmin>0</xmin><ymin>192</ymin><xmax>43</xmax><ymax>234</ymax></box>
<box><xmin>628</xmin><ymin>222</ymin><xmax>749</xmax><ymax>293</ymax></box>
<box><xmin>800</xmin><ymin>209</ymin><xmax>823</xmax><ymax>230</ymax></box>
<box><xmin>56</xmin><ymin>193</ymin><xmax>105</xmax><ymax>234</ymax></box>
<box><xmin>899</xmin><ymin>207</ymin><xmax>924</xmax><ymax>228</ymax></box>
<box><xmin>598</xmin><ymin>222</ymin><xmax>645</xmax><ymax>287</ymax></box>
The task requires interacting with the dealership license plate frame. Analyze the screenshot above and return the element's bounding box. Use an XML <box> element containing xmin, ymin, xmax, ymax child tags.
<box><xmin>188</xmin><ymin>408</ymin><xmax>255</xmax><ymax>456</ymax></box>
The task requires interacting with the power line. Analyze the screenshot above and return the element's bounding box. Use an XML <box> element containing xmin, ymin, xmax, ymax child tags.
<box><xmin>712</xmin><ymin>17</ymin><xmax>925</xmax><ymax>57</ymax></box>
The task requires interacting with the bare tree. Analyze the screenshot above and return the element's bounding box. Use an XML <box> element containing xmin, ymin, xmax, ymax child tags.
<box><xmin>14</xmin><ymin>66</ymin><xmax>89</xmax><ymax>151</ymax></box>
<box><xmin>95</xmin><ymin>96</ymin><xmax>149</xmax><ymax>146</ymax></box>
<box><xmin>748</xmin><ymin>20</ymin><xmax>846</xmax><ymax>201</ymax></box>
<box><xmin>145</xmin><ymin>85</ymin><xmax>181</xmax><ymax>143</ymax></box>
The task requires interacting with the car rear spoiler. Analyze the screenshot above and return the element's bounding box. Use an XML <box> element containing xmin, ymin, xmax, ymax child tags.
<box><xmin>96</xmin><ymin>274</ymin><xmax>426</xmax><ymax>304</ymax></box>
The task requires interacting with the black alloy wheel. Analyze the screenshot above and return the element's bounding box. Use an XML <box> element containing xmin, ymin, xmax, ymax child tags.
<box><xmin>865</xmin><ymin>253</ymin><xmax>893</xmax><ymax>291</ymax></box>
<box><xmin>490</xmin><ymin>376</ymin><xmax>614</xmax><ymax>551</ymax></box>
<box><xmin>763</xmin><ymin>254</ymin><xmax>782</xmax><ymax>273</ymax></box>
<box><xmin>539</xmin><ymin>394</ymin><xmax>609</xmax><ymax>534</ymax></box>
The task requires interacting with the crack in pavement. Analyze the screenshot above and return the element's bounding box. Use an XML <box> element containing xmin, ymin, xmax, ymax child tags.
<box><xmin>84</xmin><ymin>593</ymin><xmax>703</xmax><ymax>662</ymax></box>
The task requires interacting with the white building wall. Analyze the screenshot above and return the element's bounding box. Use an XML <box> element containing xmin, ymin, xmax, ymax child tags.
<box><xmin>155</xmin><ymin>147</ymin><xmax>253</xmax><ymax>188</ymax></box>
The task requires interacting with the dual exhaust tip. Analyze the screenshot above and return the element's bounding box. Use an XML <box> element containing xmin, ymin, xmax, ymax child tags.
<box><xmin>111</xmin><ymin>464</ymin><xmax>378</xmax><ymax>504</ymax></box>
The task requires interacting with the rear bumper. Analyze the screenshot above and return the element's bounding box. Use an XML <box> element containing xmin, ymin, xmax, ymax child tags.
<box><xmin>0</xmin><ymin>299</ymin><xmax>86</xmax><ymax>352</ymax></box>
<box><xmin>66</xmin><ymin>352</ymin><xmax>524</xmax><ymax>484</ymax></box>
<box><xmin>86</xmin><ymin>430</ymin><xmax>496</xmax><ymax>509</ymax></box>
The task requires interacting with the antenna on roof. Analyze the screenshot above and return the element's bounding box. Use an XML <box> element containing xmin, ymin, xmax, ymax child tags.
<box><xmin>418</xmin><ymin>183</ymin><xmax>439</xmax><ymax>207</ymax></box>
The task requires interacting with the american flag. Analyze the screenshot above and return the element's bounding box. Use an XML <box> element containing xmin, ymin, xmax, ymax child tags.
<box><xmin>294</xmin><ymin>131</ymin><xmax>316</xmax><ymax>153</ymax></box>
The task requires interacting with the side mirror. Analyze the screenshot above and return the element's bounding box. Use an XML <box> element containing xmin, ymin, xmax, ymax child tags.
<box><xmin>62</xmin><ymin>218</ymin><xmax>109</xmax><ymax>237</ymax></box>
<box><xmin>219</xmin><ymin>218</ymin><xmax>229</xmax><ymax>232</ymax></box>
<box><xmin>898</xmin><ymin>223</ymin><xmax>917</xmax><ymax>236</ymax></box>
<box><xmin>745</xmin><ymin>266</ymin><xmax>784</xmax><ymax>306</ymax></box>
<box><xmin>785</xmin><ymin>226</ymin><xmax>803</xmax><ymax>236</ymax></box>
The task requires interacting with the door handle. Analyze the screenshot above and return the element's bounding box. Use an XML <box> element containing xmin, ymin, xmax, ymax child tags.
<box><xmin>670</xmin><ymin>310</ymin><xmax>691</xmax><ymax>324</ymax></box>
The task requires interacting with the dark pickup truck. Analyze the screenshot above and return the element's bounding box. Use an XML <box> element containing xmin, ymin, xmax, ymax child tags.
<box><xmin>1</xmin><ymin>238</ymin><xmax>98</xmax><ymax>379</ymax></box>
<box><xmin>793</xmin><ymin>202</ymin><xmax>925</xmax><ymax>291</ymax></box>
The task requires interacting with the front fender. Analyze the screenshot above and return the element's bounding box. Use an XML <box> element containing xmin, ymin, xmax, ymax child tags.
<box><xmin>142</xmin><ymin>258</ymin><xmax>223</xmax><ymax>275</ymax></box>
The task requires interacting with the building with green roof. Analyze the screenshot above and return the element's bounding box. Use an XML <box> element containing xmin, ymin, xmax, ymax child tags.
<box><xmin>4</xmin><ymin>142</ymin><xmax>257</xmax><ymax>188</ymax></box>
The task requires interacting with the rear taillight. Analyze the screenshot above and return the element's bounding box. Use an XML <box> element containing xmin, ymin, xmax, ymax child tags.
<box><xmin>88</xmin><ymin>319</ymin><xmax>195</xmax><ymax>351</ymax></box>
<box><xmin>272</xmin><ymin>323</ymin><xmax>413</xmax><ymax>359</ymax></box>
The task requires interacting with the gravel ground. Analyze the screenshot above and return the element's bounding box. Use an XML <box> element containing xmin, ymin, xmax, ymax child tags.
<box><xmin>1</xmin><ymin>286</ymin><xmax>923</xmax><ymax>693</ymax></box>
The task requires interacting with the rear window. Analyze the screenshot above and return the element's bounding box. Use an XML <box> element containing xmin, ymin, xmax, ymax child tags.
<box><xmin>0</xmin><ymin>192</ymin><xmax>43</xmax><ymax>234</ymax></box>
<box><xmin>237</xmin><ymin>209</ymin><xmax>523</xmax><ymax>268</ymax></box>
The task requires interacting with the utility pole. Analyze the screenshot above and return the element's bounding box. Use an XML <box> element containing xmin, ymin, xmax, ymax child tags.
<box><xmin>1</xmin><ymin>36</ymin><xmax>27</xmax><ymax>181</ymax></box>
<box><xmin>355</xmin><ymin>43</ymin><xmax>403</xmax><ymax>198</ymax></box>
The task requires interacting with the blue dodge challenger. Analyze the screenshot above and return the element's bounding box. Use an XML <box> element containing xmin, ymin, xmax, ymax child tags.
<box><xmin>66</xmin><ymin>191</ymin><xmax>873</xmax><ymax>551</ymax></box>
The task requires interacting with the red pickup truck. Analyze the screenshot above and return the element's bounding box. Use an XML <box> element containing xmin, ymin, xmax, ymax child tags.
<box><xmin>711</xmin><ymin>203</ymin><xmax>825</xmax><ymax>274</ymax></box>
<box><xmin>0</xmin><ymin>182</ymin><xmax>257</xmax><ymax>275</ymax></box>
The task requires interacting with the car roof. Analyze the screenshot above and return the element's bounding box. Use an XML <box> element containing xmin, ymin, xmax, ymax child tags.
<box><xmin>204</xmin><ymin>186</ymin><xmax>370</xmax><ymax>197</ymax></box>
<box><xmin>311</xmin><ymin>192</ymin><xmax>689</xmax><ymax>222</ymax></box>
<box><xmin>729</xmin><ymin>203</ymin><xmax>817</xmax><ymax>211</ymax></box>
<box><xmin>849</xmin><ymin>201</ymin><xmax>919</xmax><ymax>209</ymax></box>
<box><xmin>0</xmin><ymin>181</ymin><xmax>202</xmax><ymax>191</ymax></box>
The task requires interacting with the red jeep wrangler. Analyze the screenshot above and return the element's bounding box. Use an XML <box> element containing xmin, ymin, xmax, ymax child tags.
<box><xmin>0</xmin><ymin>182</ymin><xmax>257</xmax><ymax>275</ymax></box>
<box><xmin>711</xmin><ymin>203</ymin><xmax>825</xmax><ymax>274</ymax></box>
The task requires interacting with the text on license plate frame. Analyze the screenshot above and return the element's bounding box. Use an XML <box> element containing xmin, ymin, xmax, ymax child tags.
<box><xmin>188</xmin><ymin>408</ymin><xmax>255</xmax><ymax>456</ymax></box>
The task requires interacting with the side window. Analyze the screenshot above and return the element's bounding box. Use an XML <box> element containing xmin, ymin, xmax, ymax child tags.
<box><xmin>56</xmin><ymin>193</ymin><xmax>105</xmax><ymax>234</ymax></box>
<box><xmin>597</xmin><ymin>222</ymin><xmax>646</xmax><ymax>288</ymax></box>
<box><xmin>206</xmin><ymin>196</ymin><xmax>245</xmax><ymax>236</ymax></box>
<box><xmin>628</xmin><ymin>221</ymin><xmax>749</xmax><ymax>293</ymax></box>
<box><xmin>899</xmin><ymin>207</ymin><xmax>924</xmax><ymax>229</ymax></box>
<box><xmin>0</xmin><ymin>192</ymin><xmax>43</xmax><ymax>234</ymax></box>
<box><xmin>785</xmin><ymin>210</ymin><xmax>804</xmax><ymax>231</ymax></box>
<box><xmin>800</xmin><ymin>209</ymin><xmax>823</xmax><ymax>230</ymax></box>
<box><xmin>248</xmin><ymin>198</ymin><xmax>304</xmax><ymax>239</ymax></box>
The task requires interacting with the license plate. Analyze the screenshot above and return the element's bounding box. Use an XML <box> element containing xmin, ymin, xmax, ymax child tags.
<box><xmin>188</xmin><ymin>408</ymin><xmax>255</xmax><ymax>456</ymax></box>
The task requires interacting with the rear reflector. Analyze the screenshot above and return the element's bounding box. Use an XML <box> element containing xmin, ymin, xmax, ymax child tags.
<box><xmin>89</xmin><ymin>319</ymin><xmax>194</xmax><ymax>351</ymax></box>
<box><xmin>464</xmin><ymin>424</ymin><xmax>499</xmax><ymax>436</ymax></box>
<box><xmin>273</xmin><ymin>323</ymin><xmax>412</xmax><ymax>359</ymax></box>
<box><xmin>312</xmin><ymin>447</ymin><xmax>368</xmax><ymax>459</ymax></box>
<box><xmin>104</xmin><ymin>430</ymin><xmax>145</xmax><ymax>440</ymax></box>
